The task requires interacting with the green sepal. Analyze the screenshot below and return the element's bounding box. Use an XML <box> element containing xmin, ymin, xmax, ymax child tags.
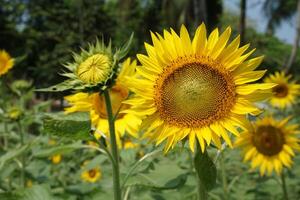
<box><xmin>115</xmin><ymin>32</ymin><xmax>134</xmax><ymax>61</ymax></box>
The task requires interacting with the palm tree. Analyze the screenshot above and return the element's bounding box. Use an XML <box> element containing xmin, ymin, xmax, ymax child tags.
<box><xmin>263</xmin><ymin>0</ymin><xmax>297</xmax><ymax>35</ymax></box>
<box><xmin>239</xmin><ymin>0</ymin><xmax>246</xmax><ymax>44</ymax></box>
<box><xmin>286</xmin><ymin>0</ymin><xmax>300</xmax><ymax>72</ymax></box>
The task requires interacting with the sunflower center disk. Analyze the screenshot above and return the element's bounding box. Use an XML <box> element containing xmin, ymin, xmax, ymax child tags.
<box><xmin>88</xmin><ymin>169</ymin><xmax>97</xmax><ymax>178</ymax></box>
<box><xmin>156</xmin><ymin>62</ymin><xmax>235</xmax><ymax>128</ymax></box>
<box><xmin>273</xmin><ymin>84</ymin><xmax>288</xmax><ymax>98</ymax></box>
<box><xmin>94</xmin><ymin>84</ymin><xmax>129</xmax><ymax>119</ymax></box>
<box><xmin>253</xmin><ymin>125</ymin><xmax>284</xmax><ymax>156</ymax></box>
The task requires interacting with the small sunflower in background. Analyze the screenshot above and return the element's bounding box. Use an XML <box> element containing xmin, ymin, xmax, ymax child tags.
<box><xmin>48</xmin><ymin>139</ymin><xmax>63</xmax><ymax>164</ymax></box>
<box><xmin>81</xmin><ymin>162</ymin><xmax>102</xmax><ymax>183</ymax></box>
<box><xmin>123</xmin><ymin>138</ymin><xmax>139</xmax><ymax>149</ymax></box>
<box><xmin>0</xmin><ymin>49</ymin><xmax>14</xmax><ymax>76</ymax></box>
<box><xmin>65</xmin><ymin>58</ymin><xmax>141</xmax><ymax>146</ymax></box>
<box><xmin>264</xmin><ymin>71</ymin><xmax>300</xmax><ymax>109</ymax></box>
<box><xmin>124</xmin><ymin>23</ymin><xmax>274</xmax><ymax>153</ymax></box>
<box><xmin>235</xmin><ymin>116</ymin><xmax>300</xmax><ymax>176</ymax></box>
<box><xmin>51</xmin><ymin>154</ymin><xmax>62</xmax><ymax>165</ymax></box>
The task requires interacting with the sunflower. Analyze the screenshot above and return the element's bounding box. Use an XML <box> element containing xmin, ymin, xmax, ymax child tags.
<box><xmin>235</xmin><ymin>116</ymin><xmax>300</xmax><ymax>176</ymax></box>
<box><xmin>0</xmin><ymin>50</ymin><xmax>14</xmax><ymax>76</ymax></box>
<box><xmin>81</xmin><ymin>167</ymin><xmax>102</xmax><ymax>183</ymax></box>
<box><xmin>124</xmin><ymin>23</ymin><xmax>275</xmax><ymax>153</ymax></box>
<box><xmin>123</xmin><ymin>138</ymin><xmax>139</xmax><ymax>149</ymax></box>
<box><xmin>264</xmin><ymin>71</ymin><xmax>300</xmax><ymax>109</ymax></box>
<box><xmin>51</xmin><ymin>154</ymin><xmax>62</xmax><ymax>164</ymax></box>
<box><xmin>65</xmin><ymin>58</ymin><xmax>141</xmax><ymax>146</ymax></box>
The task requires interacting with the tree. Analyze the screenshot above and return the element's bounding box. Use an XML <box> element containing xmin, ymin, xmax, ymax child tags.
<box><xmin>239</xmin><ymin>0</ymin><xmax>246</xmax><ymax>44</ymax></box>
<box><xmin>263</xmin><ymin>0</ymin><xmax>297</xmax><ymax>35</ymax></box>
<box><xmin>286</xmin><ymin>0</ymin><xmax>300</xmax><ymax>72</ymax></box>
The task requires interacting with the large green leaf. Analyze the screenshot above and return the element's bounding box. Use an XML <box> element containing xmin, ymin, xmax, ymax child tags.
<box><xmin>125</xmin><ymin>160</ymin><xmax>188</xmax><ymax>190</ymax></box>
<box><xmin>33</xmin><ymin>142</ymin><xmax>87</xmax><ymax>157</ymax></box>
<box><xmin>194</xmin><ymin>150</ymin><xmax>217</xmax><ymax>191</ymax></box>
<box><xmin>35</xmin><ymin>80</ymin><xmax>75</xmax><ymax>92</ymax></box>
<box><xmin>0</xmin><ymin>185</ymin><xmax>54</xmax><ymax>200</ymax></box>
<box><xmin>43</xmin><ymin>112</ymin><xmax>92</xmax><ymax>140</ymax></box>
<box><xmin>0</xmin><ymin>144</ymin><xmax>30</xmax><ymax>170</ymax></box>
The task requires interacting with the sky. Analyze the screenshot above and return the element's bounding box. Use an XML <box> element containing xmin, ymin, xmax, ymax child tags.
<box><xmin>224</xmin><ymin>0</ymin><xmax>296</xmax><ymax>44</ymax></box>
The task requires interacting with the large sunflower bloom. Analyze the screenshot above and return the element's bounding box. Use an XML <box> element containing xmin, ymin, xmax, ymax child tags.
<box><xmin>264</xmin><ymin>71</ymin><xmax>300</xmax><ymax>109</ymax></box>
<box><xmin>235</xmin><ymin>116</ymin><xmax>300</xmax><ymax>176</ymax></box>
<box><xmin>0</xmin><ymin>50</ymin><xmax>14</xmax><ymax>76</ymax></box>
<box><xmin>124</xmin><ymin>24</ymin><xmax>274</xmax><ymax>153</ymax></box>
<box><xmin>65</xmin><ymin>58</ymin><xmax>141</xmax><ymax>145</ymax></box>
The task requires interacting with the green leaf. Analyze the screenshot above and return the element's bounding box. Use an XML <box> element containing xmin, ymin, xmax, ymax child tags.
<box><xmin>194</xmin><ymin>150</ymin><xmax>217</xmax><ymax>191</ymax></box>
<box><xmin>35</xmin><ymin>80</ymin><xmax>75</xmax><ymax>92</ymax></box>
<box><xmin>21</xmin><ymin>185</ymin><xmax>54</xmax><ymax>200</ymax></box>
<box><xmin>0</xmin><ymin>185</ymin><xmax>53</xmax><ymax>200</ymax></box>
<box><xmin>43</xmin><ymin>112</ymin><xmax>92</xmax><ymax>140</ymax></box>
<box><xmin>124</xmin><ymin>160</ymin><xmax>188</xmax><ymax>190</ymax></box>
<box><xmin>33</xmin><ymin>142</ymin><xmax>86</xmax><ymax>157</ymax></box>
<box><xmin>0</xmin><ymin>144</ymin><xmax>30</xmax><ymax>170</ymax></box>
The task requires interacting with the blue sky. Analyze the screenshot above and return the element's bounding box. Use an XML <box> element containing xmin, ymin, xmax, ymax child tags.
<box><xmin>224</xmin><ymin>0</ymin><xmax>296</xmax><ymax>44</ymax></box>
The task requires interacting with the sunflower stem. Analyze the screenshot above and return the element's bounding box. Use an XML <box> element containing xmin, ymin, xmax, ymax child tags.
<box><xmin>194</xmin><ymin>146</ymin><xmax>208</xmax><ymax>200</ymax></box>
<box><xmin>281</xmin><ymin>170</ymin><xmax>289</xmax><ymax>200</ymax></box>
<box><xmin>17</xmin><ymin>121</ymin><xmax>25</xmax><ymax>188</ymax></box>
<box><xmin>103</xmin><ymin>90</ymin><xmax>122</xmax><ymax>200</ymax></box>
<box><xmin>220</xmin><ymin>151</ymin><xmax>228</xmax><ymax>200</ymax></box>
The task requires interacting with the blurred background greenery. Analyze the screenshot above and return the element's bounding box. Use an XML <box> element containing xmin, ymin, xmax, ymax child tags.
<box><xmin>1</xmin><ymin>0</ymin><xmax>300</xmax><ymax>91</ymax></box>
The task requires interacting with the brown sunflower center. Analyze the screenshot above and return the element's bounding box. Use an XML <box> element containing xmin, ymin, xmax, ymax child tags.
<box><xmin>0</xmin><ymin>57</ymin><xmax>8</xmax><ymax>69</ymax></box>
<box><xmin>88</xmin><ymin>169</ymin><xmax>97</xmax><ymax>178</ymax></box>
<box><xmin>93</xmin><ymin>84</ymin><xmax>129</xmax><ymax>119</ymax></box>
<box><xmin>154</xmin><ymin>61</ymin><xmax>235</xmax><ymax>128</ymax></box>
<box><xmin>253</xmin><ymin>125</ymin><xmax>285</xmax><ymax>156</ymax></box>
<box><xmin>272</xmin><ymin>84</ymin><xmax>288</xmax><ymax>98</ymax></box>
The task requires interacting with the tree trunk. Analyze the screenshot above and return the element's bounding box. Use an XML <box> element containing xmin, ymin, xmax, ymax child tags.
<box><xmin>198</xmin><ymin>0</ymin><xmax>207</xmax><ymax>24</ymax></box>
<box><xmin>285</xmin><ymin>0</ymin><xmax>300</xmax><ymax>73</ymax></box>
<box><xmin>239</xmin><ymin>0</ymin><xmax>246</xmax><ymax>44</ymax></box>
<box><xmin>266</xmin><ymin>18</ymin><xmax>275</xmax><ymax>35</ymax></box>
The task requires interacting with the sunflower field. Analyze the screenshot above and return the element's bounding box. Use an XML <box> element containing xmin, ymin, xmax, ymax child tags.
<box><xmin>1</xmin><ymin>0</ymin><xmax>300</xmax><ymax>200</ymax></box>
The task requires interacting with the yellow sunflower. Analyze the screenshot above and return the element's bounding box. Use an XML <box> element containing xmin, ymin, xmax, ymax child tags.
<box><xmin>123</xmin><ymin>138</ymin><xmax>139</xmax><ymax>149</ymax></box>
<box><xmin>81</xmin><ymin>167</ymin><xmax>102</xmax><ymax>183</ymax></box>
<box><xmin>65</xmin><ymin>58</ymin><xmax>141</xmax><ymax>146</ymax></box>
<box><xmin>235</xmin><ymin>116</ymin><xmax>300</xmax><ymax>176</ymax></box>
<box><xmin>264</xmin><ymin>71</ymin><xmax>300</xmax><ymax>109</ymax></box>
<box><xmin>51</xmin><ymin>154</ymin><xmax>62</xmax><ymax>164</ymax></box>
<box><xmin>124</xmin><ymin>23</ymin><xmax>275</xmax><ymax>153</ymax></box>
<box><xmin>0</xmin><ymin>50</ymin><xmax>14</xmax><ymax>76</ymax></box>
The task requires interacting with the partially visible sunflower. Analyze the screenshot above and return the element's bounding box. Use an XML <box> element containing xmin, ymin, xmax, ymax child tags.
<box><xmin>65</xmin><ymin>58</ymin><xmax>141</xmax><ymax>146</ymax></box>
<box><xmin>235</xmin><ymin>116</ymin><xmax>300</xmax><ymax>176</ymax></box>
<box><xmin>264</xmin><ymin>71</ymin><xmax>300</xmax><ymax>109</ymax></box>
<box><xmin>0</xmin><ymin>50</ymin><xmax>14</xmax><ymax>76</ymax></box>
<box><xmin>124</xmin><ymin>23</ymin><xmax>274</xmax><ymax>153</ymax></box>
<box><xmin>81</xmin><ymin>167</ymin><xmax>102</xmax><ymax>183</ymax></box>
<box><xmin>123</xmin><ymin>138</ymin><xmax>139</xmax><ymax>149</ymax></box>
<box><xmin>51</xmin><ymin>154</ymin><xmax>62</xmax><ymax>164</ymax></box>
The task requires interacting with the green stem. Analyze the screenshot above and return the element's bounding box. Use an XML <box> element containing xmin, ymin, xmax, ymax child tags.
<box><xmin>281</xmin><ymin>170</ymin><xmax>289</xmax><ymax>200</ymax></box>
<box><xmin>17</xmin><ymin>121</ymin><xmax>25</xmax><ymax>188</ymax></box>
<box><xmin>3</xmin><ymin>121</ymin><xmax>8</xmax><ymax>150</ymax></box>
<box><xmin>194</xmin><ymin>146</ymin><xmax>208</xmax><ymax>200</ymax></box>
<box><xmin>103</xmin><ymin>90</ymin><xmax>121</xmax><ymax>200</ymax></box>
<box><xmin>220</xmin><ymin>152</ymin><xmax>228</xmax><ymax>200</ymax></box>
